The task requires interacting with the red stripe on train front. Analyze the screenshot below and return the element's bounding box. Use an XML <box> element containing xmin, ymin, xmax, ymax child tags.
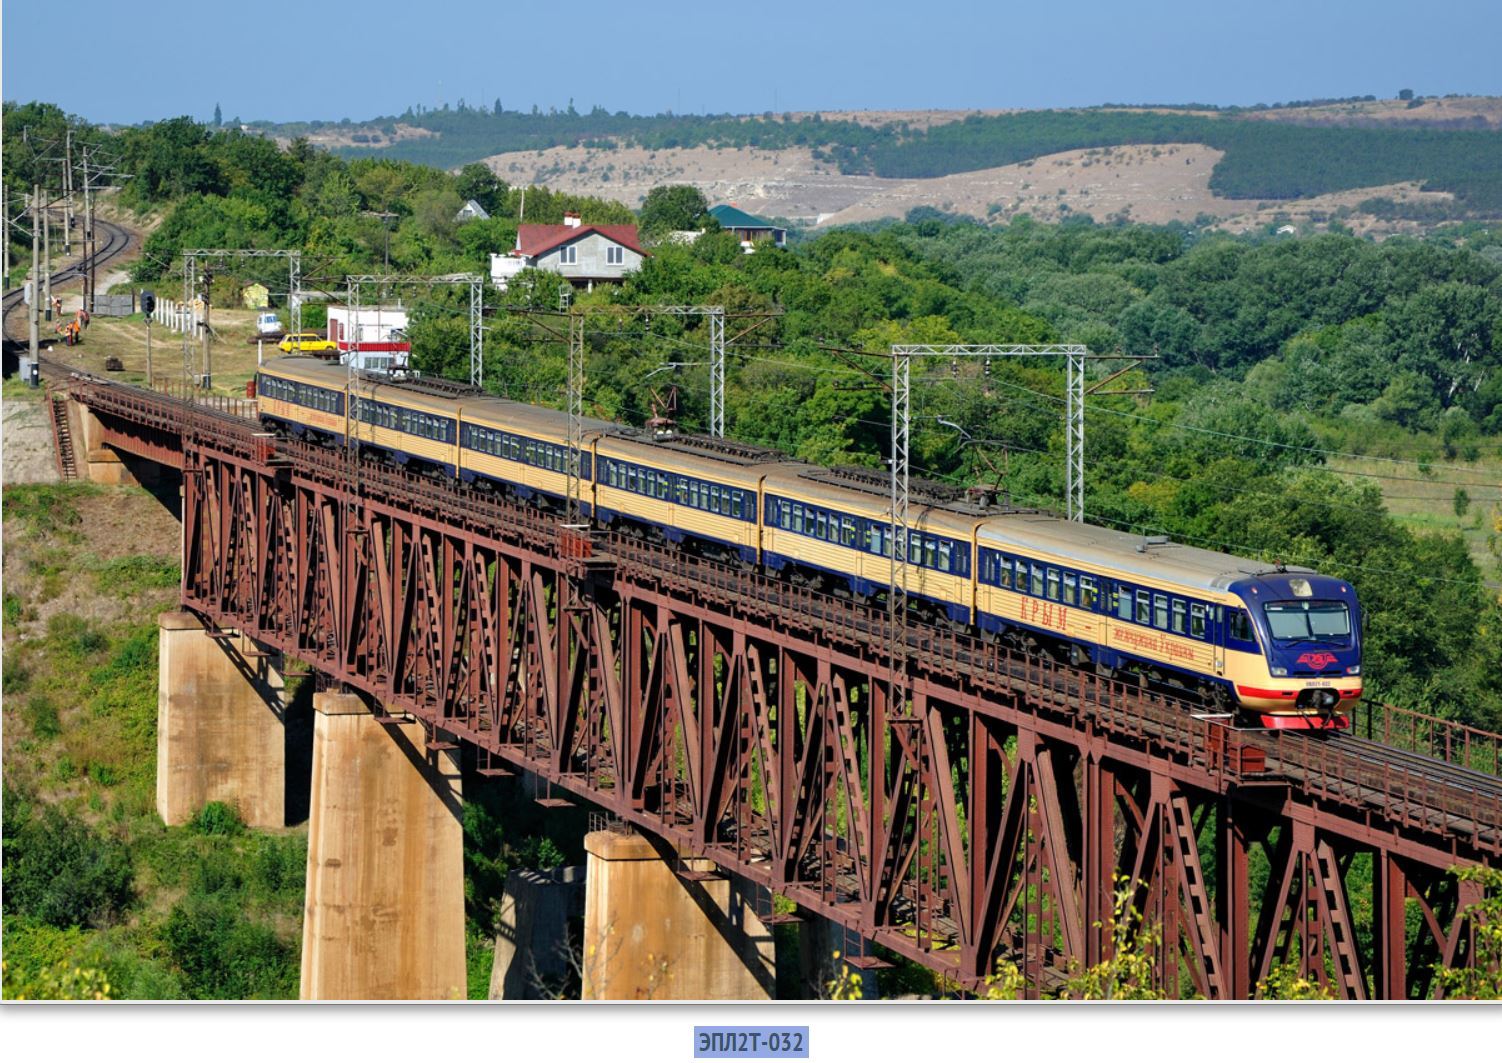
<box><xmin>1257</xmin><ymin>713</ymin><xmax>1351</xmax><ymax>731</ymax></box>
<box><xmin>1237</xmin><ymin>685</ymin><xmax>1298</xmax><ymax>699</ymax></box>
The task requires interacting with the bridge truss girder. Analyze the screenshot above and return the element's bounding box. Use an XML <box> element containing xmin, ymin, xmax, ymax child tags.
<box><xmin>155</xmin><ymin>426</ymin><xmax>1494</xmax><ymax>999</ymax></box>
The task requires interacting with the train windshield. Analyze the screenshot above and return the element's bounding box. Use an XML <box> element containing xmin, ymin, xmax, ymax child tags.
<box><xmin>1262</xmin><ymin>601</ymin><xmax>1351</xmax><ymax>643</ymax></box>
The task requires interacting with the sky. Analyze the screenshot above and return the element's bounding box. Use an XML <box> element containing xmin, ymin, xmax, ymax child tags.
<box><xmin>4</xmin><ymin>0</ymin><xmax>1501</xmax><ymax>124</ymax></box>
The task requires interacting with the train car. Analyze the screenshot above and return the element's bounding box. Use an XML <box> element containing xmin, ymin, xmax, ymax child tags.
<box><xmin>256</xmin><ymin>356</ymin><xmax>348</xmax><ymax>443</ymax></box>
<box><xmin>459</xmin><ymin>398</ymin><xmax>603</xmax><ymax>509</ymax></box>
<box><xmin>350</xmin><ymin>373</ymin><xmax>462</xmax><ymax>475</ymax></box>
<box><xmin>974</xmin><ymin>514</ymin><xmax>1361</xmax><ymax>728</ymax></box>
<box><xmin>594</xmin><ymin>433</ymin><xmax>776</xmax><ymax>562</ymax></box>
<box><xmin>760</xmin><ymin>466</ymin><xmax>994</xmax><ymax>624</ymax></box>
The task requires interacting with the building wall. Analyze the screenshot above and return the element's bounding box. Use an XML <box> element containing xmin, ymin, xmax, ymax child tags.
<box><xmin>535</xmin><ymin>233</ymin><xmax>643</xmax><ymax>281</ymax></box>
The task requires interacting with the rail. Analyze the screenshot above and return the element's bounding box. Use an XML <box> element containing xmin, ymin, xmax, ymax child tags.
<box><xmin>1354</xmin><ymin>701</ymin><xmax>1502</xmax><ymax>777</ymax></box>
<box><xmin>62</xmin><ymin>370</ymin><xmax>1502</xmax><ymax>854</ymax></box>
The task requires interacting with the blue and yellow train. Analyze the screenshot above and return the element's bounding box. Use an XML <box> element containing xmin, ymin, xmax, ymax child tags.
<box><xmin>257</xmin><ymin>357</ymin><xmax>1363</xmax><ymax>729</ymax></box>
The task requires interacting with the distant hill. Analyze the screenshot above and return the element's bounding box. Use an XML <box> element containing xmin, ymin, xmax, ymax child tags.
<box><xmin>252</xmin><ymin>97</ymin><xmax>1502</xmax><ymax>223</ymax></box>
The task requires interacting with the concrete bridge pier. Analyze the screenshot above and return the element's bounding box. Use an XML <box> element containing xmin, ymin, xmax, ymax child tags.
<box><xmin>156</xmin><ymin>610</ymin><xmax>286</xmax><ymax>828</ymax></box>
<box><xmin>74</xmin><ymin>400</ymin><xmax>152</xmax><ymax>486</ymax></box>
<box><xmin>299</xmin><ymin>693</ymin><xmax>467</xmax><ymax>1000</ymax></box>
<box><xmin>581</xmin><ymin>829</ymin><xmax>775</xmax><ymax>1000</ymax></box>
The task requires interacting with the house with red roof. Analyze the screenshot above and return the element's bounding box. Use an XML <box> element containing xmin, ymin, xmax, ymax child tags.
<box><xmin>489</xmin><ymin>212</ymin><xmax>648</xmax><ymax>291</ymax></box>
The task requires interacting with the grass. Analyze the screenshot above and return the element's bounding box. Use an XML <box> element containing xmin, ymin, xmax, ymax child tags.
<box><xmin>61</xmin><ymin>306</ymin><xmax>271</xmax><ymax>397</ymax></box>
<box><xmin>1332</xmin><ymin>455</ymin><xmax>1502</xmax><ymax>580</ymax></box>
<box><xmin>2</xmin><ymin>482</ymin><xmax>102</xmax><ymax>539</ymax></box>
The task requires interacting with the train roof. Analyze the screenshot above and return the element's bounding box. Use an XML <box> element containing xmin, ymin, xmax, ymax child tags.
<box><xmin>619</xmin><ymin>431</ymin><xmax>787</xmax><ymax>468</ymax></box>
<box><xmin>460</xmin><ymin>391</ymin><xmax>617</xmax><ymax>436</ymax></box>
<box><xmin>261</xmin><ymin>355</ymin><xmax>346</xmax><ymax>382</ymax></box>
<box><xmin>760</xmin><ymin>464</ymin><xmax>1015</xmax><ymax>535</ymax></box>
<box><xmin>976</xmin><ymin>513</ymin><xmax>1312</xmax><ymax>592</ymax></box>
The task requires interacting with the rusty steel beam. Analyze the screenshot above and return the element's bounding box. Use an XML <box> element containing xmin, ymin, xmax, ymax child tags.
<box><xmin>65</xmin><ymin>374</ymin><xmax>1502</xmax><ymax>998</ymax></box>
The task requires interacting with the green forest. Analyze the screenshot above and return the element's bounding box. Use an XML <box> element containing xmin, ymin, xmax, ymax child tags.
<box><xmin>4</xmin><ymin>102</ymin><xmax>1502</xmax><ymax>999</ymax></box>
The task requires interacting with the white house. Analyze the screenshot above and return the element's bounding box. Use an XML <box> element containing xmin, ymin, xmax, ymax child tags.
<box><xmin>456</xmin><ymin>199</ymin><xmax>491</xmax><ymax>222</ymax></box>
<box><xmin>490</xmin><ymin>212</ymin><xmax>647</xmax><ymax>291</ymax></box>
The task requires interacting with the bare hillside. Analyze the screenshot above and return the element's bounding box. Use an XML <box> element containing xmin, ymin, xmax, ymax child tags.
<box><xmin>480</xmin><ymin>140</ymin><xmax>1456</xmax><ymax>235</ymax></box>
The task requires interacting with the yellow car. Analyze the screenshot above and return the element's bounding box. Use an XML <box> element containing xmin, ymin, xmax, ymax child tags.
<box><xmin>277</xmin><ymin>332</ymin><xmax>338</xmax><ymax>354</ymax></box>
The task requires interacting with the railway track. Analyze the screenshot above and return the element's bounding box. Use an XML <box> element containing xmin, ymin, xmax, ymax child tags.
<box><xmin>1320</xmin><ymin>733</ymin><xmax>1502</xmax><ymax>798</ymax></box>
<box><xmin>2</xmin><ymin>217</ymin><xmax>132</xmax><ymax>344</ymax></box>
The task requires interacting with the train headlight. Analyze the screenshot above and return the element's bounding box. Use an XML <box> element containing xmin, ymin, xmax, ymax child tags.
<box><xmin>1346</xmin><ymin>665</ymin><xmax>1361</xmax><ymax>675</ymax></box>
<box><xmin>1270</xmin><ymin>666</ymin><xmax>1288</xmax><ymax>677</ymax></box>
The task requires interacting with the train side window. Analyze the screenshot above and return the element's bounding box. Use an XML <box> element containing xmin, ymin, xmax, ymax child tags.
<box><xmin>842</xmin><ymin>517</ymin><xmax>857</xmax><ymax>547</ymax></box>
<box><xmin>938</xmin><ymin>541</ymin><xmax>952</xmax><ymax>572</ymax></box>
<box><xmin>1046</xmin><ymin>567</ymin><xmax>1061</xmax><ymax>601</ymax></box>
<box><xmin>792</xmin><ymin>506</ymin><xmax>805</xmax><ymax>534</ymax></box>
<box><xmin>1063</xmin><ymin>573</ymin><xmax>1078</xmax><ymax>606</ymax></box>
<box><xmin>1029</xmin><ymin>563</ymin><xmax>1045</xmax><ymax>597</ymax></box>
<box><xmin>1135</xmin><ymin>590</ymin><xmax>1151</xmax><ymax>625</ymax></box>
<box><xmin>1190</xmin><ymin>603</ymin><xmax>1206</xmax><ymax>639</ymax></box>
<box><xmin>999</xmin><ymin>557</ymin><xmax>1013</xmax><ymax>589</ymax></box>
<box><xmin>1229</xmin><ymin>609</ymin><xmax>1254</xmax><ymax>644</ymax></box>
<box><xmin>925</xmin><ymin>538</ymin><xmax>938</xmax><ymax>570</ymax></box>
<box><xmin>1116</xmin><ymin>587</ymin><xmax>1132</xmax><ymax>621</ymax></box>
<box><xmin>1081</xmin><ymin>576</ymin><xmax>1097</xmax><ymax>610</ymax></box>
<box><xmin>1172</xmin><ymin>600</ymin><xmax>1187</xmax><ymax>635</ymax></box>
<box><xmin>1153</xmin><ymin>593</ymin><xmax>1169</xmax><ymax>629</ymax></box>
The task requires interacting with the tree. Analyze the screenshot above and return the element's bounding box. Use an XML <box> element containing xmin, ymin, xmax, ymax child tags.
<box><xmin>456</xmin><ymin>162</ymin><xmax>506</xmax><ymax>215</ymax></box>
<box><xmin>1398</xmin><ymin>89</ymin><xmax>1415</xmax><ymax>101</ymax></box>
<box><xmin>213</xmin><ymin>102</ymin><xmax>222</xmax><ymax>127</ymax></box>
<box><xmin>639</xmin><ymin>184</ymin><xmax>711</xmax><ymax>237</ymax></box>
<box><xmin>1058</xmin><ymin>875</ymin><xmax>1165</xmax><ymax>999</ymax></box>
<box><xmin>1434</xmin><ymin>865</ymin><xmax>1502</xmax><ymax>999</ymax></box>
<box><xmin>1257</xmin><ymin>962</ymin><xmax>1338</xmax><ymax>1000</ymax></box>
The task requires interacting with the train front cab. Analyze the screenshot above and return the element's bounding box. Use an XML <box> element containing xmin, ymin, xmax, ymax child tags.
<box><xmin>1223</xmin><ymin>574</ymin><xmax>1362</xmax><ymax>730</ymax></box>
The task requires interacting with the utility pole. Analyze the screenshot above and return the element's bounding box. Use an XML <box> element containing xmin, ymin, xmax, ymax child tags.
<box><xmin>201</xmin><ymin>267</ymin><xmax>212</xmax><ymax>388</ymax></box>
<box><xmin>63</xmin><ymin>128</ymin><xmax>74</xmax><ymax>256</ymax></box>
<box><xmin>42</xmin><ymin>194</ymin><xmax>52</xmax><ymax>323</ymax></box>
<box><xmin>2</xmin><ymin>179</ymin><xmax>9</xmax><ymax>293</ymax></box>
<box><xmin>29</xmin><ymin>185</ymin><xmax>41</xmax><ymax>362</ymax></box>
<box><xmin>81</xmin><ymin>146</ymin><xmax>94</xmax><ymax>310</ymax></box>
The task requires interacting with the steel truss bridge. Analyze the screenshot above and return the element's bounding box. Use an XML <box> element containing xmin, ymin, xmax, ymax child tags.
<box><xmin>64</xmin><ymin>371</ymin><xmax>1502</xmax><ymax>999</ymax></box>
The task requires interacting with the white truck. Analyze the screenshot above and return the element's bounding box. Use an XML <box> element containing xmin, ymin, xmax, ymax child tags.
<box><xmin>255</xmin><ymin>312</ymin><xmax>283</xmax><ymax>336</ymax></box>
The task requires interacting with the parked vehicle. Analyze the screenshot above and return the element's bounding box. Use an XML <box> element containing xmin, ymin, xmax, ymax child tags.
<box><xmin>277</xmin><ymin>332</ymin><xmax>337</xmax><ymax>354</ymax></box>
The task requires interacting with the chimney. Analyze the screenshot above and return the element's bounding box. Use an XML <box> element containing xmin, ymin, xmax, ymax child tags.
<box><xmin>563</xmin><ymin>211</ymin><xmax>582</xmax><ymax>229</ymax></box>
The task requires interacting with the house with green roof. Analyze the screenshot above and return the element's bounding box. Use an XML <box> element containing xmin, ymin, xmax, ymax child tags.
<box><xmin>708</xmin><ymin>204</ymin><xmax>787</xmax><ymax>251</ymax></box>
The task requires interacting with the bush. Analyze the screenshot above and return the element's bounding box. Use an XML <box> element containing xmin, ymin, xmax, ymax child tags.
<box><xmin>1</xmin><ymin>794</ymin><xmax>134</xmax><ymax>929</ymax></box>
<box><xmin>188</xmin><ymin>801</ymin><xmax>243</xmax><ymax>837</ymax></box>
<box><xmin>162</xmin><ymin>896</ymin><xmax>297</xmax><ymax>999</ymax></box>
<box><xmin>46</xmin><ymin>613</ymin><xmax>109</xmax><ymax>659</ymax></box>
<box><xmin>23</xmin><ymin>695</ymin><xmax>61</xmax><ymax>740</ymax></box>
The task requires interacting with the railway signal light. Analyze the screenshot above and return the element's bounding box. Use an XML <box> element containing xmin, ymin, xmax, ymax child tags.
<box><xmin>141</xmin><ymin>290</ymin><xmax>155</xmax><ymax>319</ymax></box>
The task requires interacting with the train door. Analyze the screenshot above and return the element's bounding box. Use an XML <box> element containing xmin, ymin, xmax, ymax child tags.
<box><xmin>1212</xmin><ymin>603</ymin><xmax>1226</xmax><ymax>675</ymax></box>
